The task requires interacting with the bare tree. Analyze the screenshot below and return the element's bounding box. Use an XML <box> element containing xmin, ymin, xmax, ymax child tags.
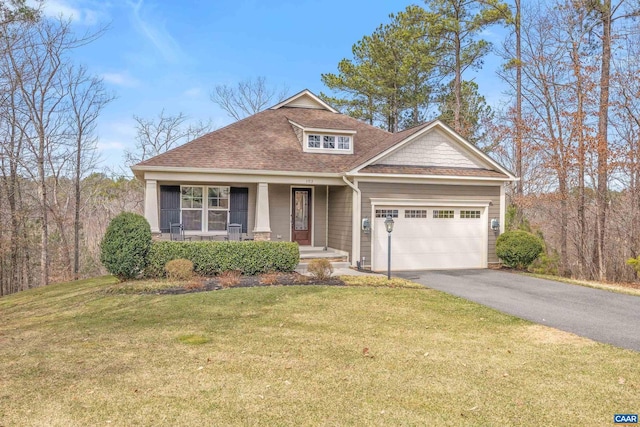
<box><xmin>124</xmin><ymin>110</ymin><xmax>211</xmax><ymax>166</ymax></box>
<box><xmin>65</xmin><ymin>65</ymin><xmax>114</xmax><ymax>279</ymax></box>
<box><xmin>210</xmin><ymin>76</ymin><xmax>288</xmax><ymax>121</ymax></box>
<box><xmin>0</xmin><ymin>14</ymin><xmax>106</xmax><ymax>289</ymax></box>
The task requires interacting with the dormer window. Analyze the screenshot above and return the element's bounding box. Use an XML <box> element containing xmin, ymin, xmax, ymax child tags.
<box><xmin>337</xmin><ymin>136</ymin><xmax>351</xmax><ymax>150</ymax></box>
<box><xmin>308</xmin><ymin>135</ymin><xmax>321</xmax><ymax>148</ymax></box>
<box><xmin>291</xmin><ymin>120</ymin><xmax>356</xmax><ymax>154</ymax></box>
<box><xmin>307</xmin><ymin>134</ymin><xmax>352</xmax><ymax>152</ymax></box>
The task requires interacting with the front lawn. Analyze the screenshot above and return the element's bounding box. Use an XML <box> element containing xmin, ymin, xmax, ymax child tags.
<box><xmin>0</xmin><ymin>276</ymin><xmax>638</xmax><ymax>426</ymax></box>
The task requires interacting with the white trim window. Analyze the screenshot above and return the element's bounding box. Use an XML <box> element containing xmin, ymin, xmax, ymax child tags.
<box><xmin>323</xmin><ymin>135</ymin><xmax>335</xmax><ymax>149</ymax></box>
<box><xmin>307</xmin><ymin>134</ymin><xmax>352</xmax><ymax>152</ymax></box>
<box><xmin>337</xmin><ymin>136</ymin><xmax>350</xmax><ymax>150</ymax></box>
<box><xmin>207</xmin><ymin>187</ymin><xmax>229</xmax><ymax>231</ymax></box>
<box><xmin>308</xmin><ymin>134</ymin><xmax>321</xmax><ymax>148</ymax></box>
<box><xmin>181</xmin><ymin>185</ymin><xmax>230</xmax><ymax>232</ymax></box>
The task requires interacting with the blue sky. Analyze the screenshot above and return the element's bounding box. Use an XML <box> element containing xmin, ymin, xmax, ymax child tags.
<box><xmin>39</xmin><ymin>0</ymin><xmax>510</xmax><ymax>173</ymax></box>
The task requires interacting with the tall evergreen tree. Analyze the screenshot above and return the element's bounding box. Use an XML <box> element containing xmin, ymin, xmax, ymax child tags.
<box><xmin>321</xmin><ymin>5</ymin><xmax>440</xmax><ymax>132</ymax></box>
<box><xmin>424</xmin><ymin>0</ymin><xmax>509</xmax><ymax>134</ymax></box>
<box><xmin>437</xmin><ymin>79</ymin><xmax>493</xmax><ymax>144</ymax></box>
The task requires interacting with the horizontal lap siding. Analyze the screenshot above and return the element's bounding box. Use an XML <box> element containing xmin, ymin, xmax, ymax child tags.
<box><xmin>314</xmin><ymin>186</ymin><xmax>327</xmax><ymax>248</ymax></box>
<box><xmin>359</xmin><ymin>182</ymin><xmax>501</xmax><ymax>265</ymax></box>
<box><xmin>269</xmin><ymin>184</ymin><xmax>290</xmax><ymax>242</ymax></box>
<box><xmin>328</xmin><ymin>186</ymin><xmax>352</xmax><ymax>255</ymax></box>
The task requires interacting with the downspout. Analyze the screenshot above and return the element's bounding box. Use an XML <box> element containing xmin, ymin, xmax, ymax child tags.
<box><xmin>342</xmin><ymin>175</ymin><xmax>361</xmax><ymax>267</ymax></box>
<box><xmin>324</xmin><ymin>185</ymin><xmax>329</xmax><ymax>250</ymax></box>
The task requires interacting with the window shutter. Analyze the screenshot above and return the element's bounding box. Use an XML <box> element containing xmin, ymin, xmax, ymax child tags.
<box><xmin>160</xmin><ymin>186</ymin><xmax>180</xmax><ymax>232</ymax></box>
<box><xmin>229</xmin><ymin>187</ymin><xmax>249</xmax><ymax>233</ymax></box>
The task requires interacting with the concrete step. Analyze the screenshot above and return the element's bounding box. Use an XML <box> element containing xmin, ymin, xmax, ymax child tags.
<box><xmin>298</xmin><ymin>246</ymin><xmax>348</xmax><ymax>261</ymax></box>
<box><xmin>296</xmin><ymin>261</ymin><xmax>350</xmax><ymax>274</ymax></box>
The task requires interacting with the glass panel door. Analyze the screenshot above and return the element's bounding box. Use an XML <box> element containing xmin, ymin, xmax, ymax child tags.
<box><xmin>294</xmin><ymin>190</ymin><xmax>309</xmax><ymax>231</ymax></box>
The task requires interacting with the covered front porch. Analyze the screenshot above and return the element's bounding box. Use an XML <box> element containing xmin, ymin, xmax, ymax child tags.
<box><xmin>143</xmin><ymin>177</ymin><xmax>354</xmax><ymax>259</ymax></box>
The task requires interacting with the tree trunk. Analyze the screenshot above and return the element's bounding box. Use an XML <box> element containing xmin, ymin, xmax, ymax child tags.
<box><xmin>594</xmin><ymin>0</ymin><xmax>611</xmax><ymax>281</ymax></box>
<box><xmin>514</xmin><ymin>0</ymin><xmax>524</xmax><ymax>228</ymax></box>
<box><xmin>38</xmin><ymin>134</ymin><xmax>49</xmax><ymax>288</ymax></box>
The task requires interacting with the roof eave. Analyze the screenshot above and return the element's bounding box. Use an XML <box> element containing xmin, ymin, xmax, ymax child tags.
<box><xmin>347</xmin><ymin>171</ymin><xmax>516</xmax><ymax>183</ymax></box>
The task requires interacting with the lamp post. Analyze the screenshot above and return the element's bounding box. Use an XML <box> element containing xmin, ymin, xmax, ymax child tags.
<box><xmin>384</xmin><ymin>215</ymin><xmax>395</xmax><ymax>280</ymax></box>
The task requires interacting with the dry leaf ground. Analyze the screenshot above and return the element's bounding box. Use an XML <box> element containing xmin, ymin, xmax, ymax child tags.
<box><xmin>0</xmin><ymin>276</ymin><xmax>638</xmax><ymax>426</ymax></box>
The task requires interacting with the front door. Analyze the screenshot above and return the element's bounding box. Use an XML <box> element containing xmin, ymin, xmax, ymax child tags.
<box><xmin>292</xmin><ymin>188</ymin><xmax>312</xmax><ymax>245</ymax></box>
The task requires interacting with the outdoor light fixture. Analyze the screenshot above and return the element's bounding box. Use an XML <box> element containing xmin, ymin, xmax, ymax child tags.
<box><xmin>384</xmin><ymin>215</ymin><xmax>395</xmax><ymax>279</ymax></box>
<box><xmin>491</xmin><ymin>218</ymin><xmax>500</xmax><ymax>232</ymax></box>
<box><xmin>384</xmin><ymin>215</ymin><xmax>395</xmax><ymax>233</ymax></box>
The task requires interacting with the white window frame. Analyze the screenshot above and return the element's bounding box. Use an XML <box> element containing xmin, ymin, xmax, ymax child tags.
<box><xmin>180</xmin><ymin>185</ymin><xmax>230</xmax><ymax>233</ymax></box>
<box><xmin>207</xmin><ymin>187</ymin><xmax>230</xmax><ymax>232</ymax></box>
<box><xmin>308</xmin><ymin>134</ymin><xmax>321</xmax><ymax>148</ymax></box>
<box><xmin>306</xmin><ymin>133</ymin><xmax>353</xmax><ymax>154</ymax></box>
<box><xmin>337</xmin><ymin>136</ymin><xmax>351</xmax><ymax>150</ymax></box>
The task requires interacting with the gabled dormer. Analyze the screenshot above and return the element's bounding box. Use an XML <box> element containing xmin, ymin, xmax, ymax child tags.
<box><xmin>288</xmin><ymin>120</ymin><xmax>356</xmax><ymax>155</ymax></box>
<box><xmin>273</xmin><ymin>89</ymin><xmax>357</xmax><ymax>155</ymax></box>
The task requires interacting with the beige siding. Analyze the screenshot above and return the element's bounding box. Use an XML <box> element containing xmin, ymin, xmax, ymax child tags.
<box><xmin>268</xmin><ymin>184</ymin><xmax>290</xmax><ymax>242</ymax></box>
<box><xmin>328</xmin><ymin>186</ymin><xmax>352</xmax><ymax>254</ymax></box>
<box><xmin>359</xmin><ymin>182</ymin><xmax>501</xmax><ymax>265</ymax></box>
<box><xmin>313</xmin><ymin>186</ymin><xmax>327</xmax><ymax>248</ymax></box>
<box><xmin>287</xmin><ymin>94</ymin><xmax>325</xmax><ymax>109</ymax></box>
<box><xmin>268</xmin><ymin>184</ymin><xmax>326</xmax><ymax>246</ymax></box>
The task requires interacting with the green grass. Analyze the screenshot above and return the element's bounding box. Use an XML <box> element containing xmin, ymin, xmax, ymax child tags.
<box><xmin>1</xmin><ymin>276</ymin><xmax>638</xmax><ymax>426</ymax></box>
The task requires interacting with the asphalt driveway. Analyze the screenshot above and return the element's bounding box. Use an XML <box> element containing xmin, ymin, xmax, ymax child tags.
<box><xmin>395</xmin><ymin>269</ymin><xmax>640</xmax><ymax>352</ymax></box>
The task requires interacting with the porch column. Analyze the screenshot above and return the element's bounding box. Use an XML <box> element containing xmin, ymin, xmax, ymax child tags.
<box><xmin>253</xmin><ymin>182</ymin><xmax>271</xmax><ymax>241</ymax></box>
<box><xmin>144</xmin><ymin>179</ymin><xmax>160</xmax><ymax>233</ymax></box>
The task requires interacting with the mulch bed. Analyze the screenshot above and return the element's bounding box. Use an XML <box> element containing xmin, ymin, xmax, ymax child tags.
<box><xmin>156</xmin><ymin>273</ymin><xmax>345</xmax><ymax>295</ymax></box>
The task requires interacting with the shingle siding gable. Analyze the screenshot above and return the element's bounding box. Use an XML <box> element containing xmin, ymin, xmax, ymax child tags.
<box><xmin>374</xmin><ymin>128</ymin><xmax>484</xmax><ymax>169</ymax></box>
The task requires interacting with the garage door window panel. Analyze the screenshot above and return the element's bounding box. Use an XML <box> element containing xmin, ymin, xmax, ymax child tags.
<box><xmin>460</xmin><ymin>210</ymin><xmax>481</xmax><ymax>219</ymax></box>
<box><xmin>375</xmin><ymin>209</ymin><xmax>398</xmax><ymax>218</ymax></box>
<box><xmin>433</xmin><ymin>210</ymin><xmax>454</xmax><ymax>219</ymax></box>
<box><xmin>405</xmin><ymin>209</ymin><xmax>427</xmax><ymax>218</ymax></box>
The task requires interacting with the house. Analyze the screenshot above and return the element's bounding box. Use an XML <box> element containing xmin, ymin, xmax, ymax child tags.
<box><xmin>131</xmin><ymin>89</ymin><xmax>517</xmax><ymax>271</ymax></box>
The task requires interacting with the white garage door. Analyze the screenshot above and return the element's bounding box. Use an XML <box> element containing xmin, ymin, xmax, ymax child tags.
<box><xmin>372</xmin><ymin>206</ymin><xmax>486</xmax><ymax>271</ymax></box>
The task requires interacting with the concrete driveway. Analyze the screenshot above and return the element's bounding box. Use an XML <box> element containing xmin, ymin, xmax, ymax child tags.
<box><xmin>396</xmin><ymin>269</ymin><xmax>640</xmax><ymax>352</ymax></box>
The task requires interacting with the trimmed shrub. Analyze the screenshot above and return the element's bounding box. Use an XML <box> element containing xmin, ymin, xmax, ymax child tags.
<box><xmin>165</xmin><ymin>258</ymin><xmax>194</xmax><ymax>281</ymax></box>
<box><xmin>307</xmin><ymin>258</ymin><xmax>333</xmax><ymax>280</ymax></box>
<box><xmin>100</xmin><ymin>212</ymin><xmax>151</xmax><ymax>280</ymax></box>
<box><xmin>496</xmin><ymin>230</ymin><xmax>544</xmax><ymax>269</ymax></box>
<box><xmin>145</xmin><ymin>241</ymin><xmax>299</xmax><ymax>278</ymax></box>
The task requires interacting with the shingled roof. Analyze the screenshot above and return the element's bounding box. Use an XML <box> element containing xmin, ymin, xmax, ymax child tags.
<box><xmin>133</xmin><ymin>90</ymin><xmax>513</xmax><ymax>180</ymax></box>
<box><xmin>135</xmin><ymin>106</ymin><xmax>396</xmax><ymax>174</ymax></box>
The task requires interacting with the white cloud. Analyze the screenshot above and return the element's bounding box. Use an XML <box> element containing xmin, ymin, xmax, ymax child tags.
<box><xmin>37</xmin><ymin>0</ymin><xmax>105</xmax><ymax>26</ymax></box>
<box><xmin>101</xmin><ymin>71</ymin><xmax>140</xmax><ymax>88</ymax></box>
<box><xmin>127</xmin><ymin>0</ymin><xmax>183</xmax><ymax>63</ymax></box>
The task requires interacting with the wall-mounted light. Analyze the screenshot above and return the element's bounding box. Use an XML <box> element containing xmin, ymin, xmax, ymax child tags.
<box><xmin>362</xmin><ymin>217</ymin><xmax>370</xmax><ymax>234</ymax></box>
<box><xmin>491</xmin><ymin>218</ymin><xmax>500</xmax><ymax>232</ymax></box>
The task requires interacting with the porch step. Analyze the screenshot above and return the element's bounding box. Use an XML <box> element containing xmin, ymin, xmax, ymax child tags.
<box><xmin>295</xmin><ymin>261</ymin><xmax>351</xmax><ymax>275</ymax></box>
<box><xmin>298</xmin><ymin>246</ymin><xmax>348</xmax><ymax>261</ymax></box>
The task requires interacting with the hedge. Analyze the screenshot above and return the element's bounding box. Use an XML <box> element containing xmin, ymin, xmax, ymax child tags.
<box><xmin>145</xmin><ymin>241</ymin><xmax>300</xmax><ymax>277</ymax></box>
